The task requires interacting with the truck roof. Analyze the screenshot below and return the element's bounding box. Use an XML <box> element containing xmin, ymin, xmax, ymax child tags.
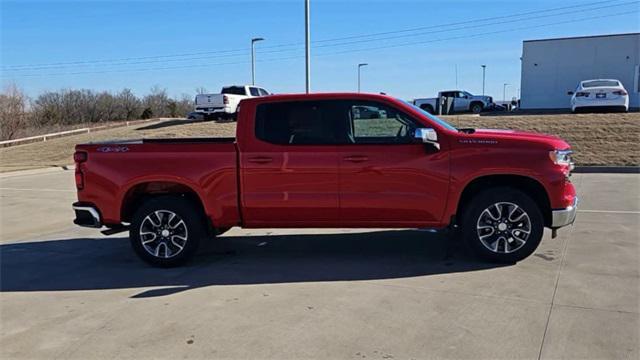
<box><xmin>242</xmin><ymin>92</ymin><xmax>395</xmax><ymax>104</ymax></box>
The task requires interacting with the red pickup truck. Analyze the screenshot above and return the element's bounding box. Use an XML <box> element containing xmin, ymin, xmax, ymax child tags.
<box><xmin>73</xmin><ymin>93</ymin><xmax>578</xmax><ymax>267</ymax></box>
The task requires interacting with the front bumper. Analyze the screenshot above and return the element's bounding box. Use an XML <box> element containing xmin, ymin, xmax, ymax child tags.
<box><xmin>551</xmin><ymin>197</ymin><xmax>579</xmax><ymax>228</ymax></box>
<box><xmin>73</xmin><ymin>202</ymin><xmax>102</xmax><ymax>228</ymax></box>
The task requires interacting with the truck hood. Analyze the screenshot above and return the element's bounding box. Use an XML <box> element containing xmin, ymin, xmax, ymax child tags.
<box><xmin>468</xmin><ymin>129</ymin><xmax>570</xmax><ymax>149</ymax></box>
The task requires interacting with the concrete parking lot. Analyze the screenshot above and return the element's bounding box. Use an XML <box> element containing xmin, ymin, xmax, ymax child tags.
<box><xmin>0</xmin><ymin>170</ymin><xmax>638</xmax><ymax>359</ymax></box>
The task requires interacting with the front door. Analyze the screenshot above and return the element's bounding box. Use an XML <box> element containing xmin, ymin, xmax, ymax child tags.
<box><xmin>336</xmin><ymin>100</ymin><xmax>450</xmax><ymax>227</ymax></box>
<box><xmin>240</xmin><ymin>100</ymin><xmax>341</xmax><ymax>227</ymax></box>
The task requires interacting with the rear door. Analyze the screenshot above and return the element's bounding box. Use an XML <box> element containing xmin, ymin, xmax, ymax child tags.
<box><xmin>239</xmin><ymin>100</ymin><xmax>341</xmax><ymax>227</ymax></box>
<box><xmin>335</xmin><ymin>99</ymin><xmax>450</xmax><ymax>227</ymax></box>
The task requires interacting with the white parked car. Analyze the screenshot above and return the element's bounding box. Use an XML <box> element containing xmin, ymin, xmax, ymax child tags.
<box><xmin>569</xmin><ymin>79</ymin><xmax>629</xmax><ymax>113</ymax></box>
<box><xmin>195</xmin><ymin>85</ymin><xmax>270</xmax><ymax>121</ymax></box>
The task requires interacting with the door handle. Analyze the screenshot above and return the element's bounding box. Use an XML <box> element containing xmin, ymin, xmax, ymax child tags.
<box><xmin>343</xmin><ymin>155</ymin><xmax>369</xmax><ymax>163</ymax></box>
<box><xmin>247</xmin><ymin>156</ymin><xmax>273</xmax><ymax>164</ymax></box>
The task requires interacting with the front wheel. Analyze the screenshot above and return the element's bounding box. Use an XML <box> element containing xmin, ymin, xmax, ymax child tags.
<box><xmin>461</xmin><ymin>187</ymin><xmax>544</xmax><ymax>263</ymax></box>
<box><xmin>130</xmin><ymin>196</ymin><xmax>205</xmax><ymax>267</ymax></box>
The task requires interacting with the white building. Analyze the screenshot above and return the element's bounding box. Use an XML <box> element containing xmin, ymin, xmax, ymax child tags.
<box><xmin>520</xmin><ymin>33</ymin><xmax>639</xmax><ymax>110</ymax></box>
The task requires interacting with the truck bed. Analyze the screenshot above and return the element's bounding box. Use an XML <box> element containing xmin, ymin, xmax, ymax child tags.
<box><xmin>75</xmin><ymin>139</ymin><xmax>241</xmax><ymax>227</ymax></box>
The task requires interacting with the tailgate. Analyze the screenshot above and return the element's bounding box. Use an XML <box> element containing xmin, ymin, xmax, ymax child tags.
<box><xmin>195</xmin><ymin>94</ymin><xmax>225</xmax><ymax>107</ymax></box>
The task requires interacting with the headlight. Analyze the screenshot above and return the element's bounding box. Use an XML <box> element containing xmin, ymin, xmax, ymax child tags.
<box><xmin>549</xmin><ymin>149</ymin><xmax>574</xmax><ymax>170</ymax></box>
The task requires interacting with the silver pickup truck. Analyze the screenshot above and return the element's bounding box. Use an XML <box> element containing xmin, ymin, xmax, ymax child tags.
<box><xmin>414</xmin><ymin>90</ymin><xmax>493</xmax><ymax>114</ymax></box>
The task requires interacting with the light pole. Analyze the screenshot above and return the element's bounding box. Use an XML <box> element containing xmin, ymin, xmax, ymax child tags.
<box><xmin>357</xmin><ymin>63</ymin><xmax>368</xmax><ymax>92</ymax></box>
<box><xmin>304</xmin><ymin>0</ymin><xmax>311</xmax><ymax>93</ymax></box>
<box><xmin>503</xmin><ymin>83</ymin><xmax>510</xmax><ymax>102</ymax></box>
<box><xmin>481</xmin><ymin>65</ymin><xmax>486</xmax><ymax>95</ymax></box>
<box><xmin>251</xmin><ymin>37</ymin><xmax>264</xmax><ymax>85</ymax></box>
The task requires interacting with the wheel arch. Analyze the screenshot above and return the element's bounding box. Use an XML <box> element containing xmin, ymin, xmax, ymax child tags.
<box><xmin>455</xmin><ymin>174</ymin><xmax>552</xmax><ymax>227</ymax></box>
<box><xmin>120</xmin><ymin>181</ymin><xmax>208</xmax><ymax>224</ymax></box>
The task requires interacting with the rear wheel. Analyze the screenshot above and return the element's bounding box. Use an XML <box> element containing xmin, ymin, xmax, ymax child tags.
<box><xmin>470</xmin><ymin>103</ymin><xmax>483</xmax><ymax>114</ymax></box>
<box><xmin>130</xmin><ymin>196</ymin><xmax>205</xmax><ymax>267</ymax></box>
<box><xmin>461</xmin><ymin>187</ymin><xmax>543</xmax><ymax>263</ymax></box>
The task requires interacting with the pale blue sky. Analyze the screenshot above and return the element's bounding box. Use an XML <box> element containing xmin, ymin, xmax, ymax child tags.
<box><xmin>1</xmin><ymin>0</ymin><xmax>639</xmax><ymax>100</ymax></box>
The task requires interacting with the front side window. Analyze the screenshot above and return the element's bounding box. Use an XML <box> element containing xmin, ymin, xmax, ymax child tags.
<box><xmin>258</xmin><ymin>88</ymin><xmax>269</xmax><ymax>96</ymax></box>
<box><xmin>255</xmin><ymin>101</ymin><xmax>339</xmax><ymax>145</ymax></box>
<box><xmin>345</xmin><ymin>101</ymin><xmax>419</xmax><ymax>144</ymax></box>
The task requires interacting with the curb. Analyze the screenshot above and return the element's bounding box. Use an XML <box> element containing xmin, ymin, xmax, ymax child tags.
<box><xmin>574</xmin><ymin>166</ymin><xmax>640</xmax><ymax>174</ymax></box>
<box><xmin>0</xmin><ymin>165</ymin><xmax>75</xmax><ymax>179</ymax></box>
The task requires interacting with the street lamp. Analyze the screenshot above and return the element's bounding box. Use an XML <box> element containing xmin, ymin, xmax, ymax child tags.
<box><xmin>357</xmin><ymin>63</ymin><xmax>368</xmax><ymax>92</ymax></box>
<box><xmin>481</xmin><ymin>65</ymin><xmax>486</xmax><ymax>96</ymax></box>
<box><xmin>304</xmin><ymin>0</ymin><xmax>311</xmax><ymax>93</ymax></box>
<box><xmin>503</xmin><ymin>83</ymin><xmax>511</xmax><ymax>102</ymax></box>
<box><xmin>251</xmin><ymin>37</ymin><xmax>264</xmax><ymax>85</ymax></box>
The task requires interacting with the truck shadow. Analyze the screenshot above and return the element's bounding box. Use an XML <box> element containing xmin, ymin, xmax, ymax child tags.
<box><xmin>0</xmin><ymin>230</ymin><xmax>506</xmax><ymax>298</ymax></box>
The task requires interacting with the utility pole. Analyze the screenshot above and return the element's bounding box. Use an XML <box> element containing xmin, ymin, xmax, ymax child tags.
<box><xmin>481</xmin><ymin>65</ymin><xmax>486</xmax><ymax>95</ymax></box>
<box><xmin>251</xmin><ymin>37</ymin><xmax>264</xmax><ymax>85</ymax></box>
<box><xmin>503</xmin><ymin>83</ymin><xmax>510</xmax><ymax>102</ymax></box>
<box><xmin>455</xmin><ymin>64</ymin><xmax>458</xmax><ymax>89</ymax></box>
<box><xmin>304</xmin><ymin>0</ymin><xmax>311</xmax><ymax>93</ymax></box>
<box><xmin>357</xmin><ymin>63</ymin><xmax>368</xmax><ymax>92</ymax></box>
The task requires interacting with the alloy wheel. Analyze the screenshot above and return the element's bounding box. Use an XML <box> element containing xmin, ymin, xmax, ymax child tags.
<box><xmin>476</xmin><ymin>202</ymin><xmax>531</xmax><ymax>254</ymax></box>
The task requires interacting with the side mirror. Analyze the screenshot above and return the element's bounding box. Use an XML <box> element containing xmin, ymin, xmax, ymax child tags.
<box><xmin>567</xmin><ymin>91</ymin><xmax>574</xmax><ymax>96</ymax></box>
<box><xmin>414</xmin><ymin>128</ymin><xmax>440</xmax><ymax>150</ymax></box>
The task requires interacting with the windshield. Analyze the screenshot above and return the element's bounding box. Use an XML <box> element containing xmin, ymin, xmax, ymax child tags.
<box><xmin>401</xmin><ymin>100</ymin><xmax>457</xmax><ymax>132</ymax></box>
<box><xmin>582</xmin><ymin>80</ymin><xmax>620</xmax><ymax>88</ymax></box>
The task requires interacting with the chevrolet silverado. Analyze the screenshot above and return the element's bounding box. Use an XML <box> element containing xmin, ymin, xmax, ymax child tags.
<box><xmin>73</xmin><ymin>93</ymin><xmax>577</xmax><ymax>267</ymax></box>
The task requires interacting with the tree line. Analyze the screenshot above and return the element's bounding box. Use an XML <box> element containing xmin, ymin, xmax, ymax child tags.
<box><xmin>0</xmin><ymin>85</ymin><xmax>194</xmax><ymax>141</ymax></box>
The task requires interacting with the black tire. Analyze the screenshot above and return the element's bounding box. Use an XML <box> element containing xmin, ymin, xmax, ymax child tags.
<box><xmin>130</xmin><ymin>196</ymin><xmax>205</xmax><ymax>267</ymax></box>
<box><xmin>461</xmin><ymin>187</ymin><xmax>543</xmax><ymax>263</ymax></box>
<box><xmin>470</xmin><ymin>102</ymin><xmax>483</xmax><ymax>114</ymax></box>
<box><xmin>420</xmin><ymin>105</ymin><xmax>434</xmax><ymax>114</ymax></box>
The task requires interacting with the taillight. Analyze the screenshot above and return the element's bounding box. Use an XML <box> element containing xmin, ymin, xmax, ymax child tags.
<box><xmin>74</xmin><ymin>151</ymin><xmax>87</xmax><ymax>190</ymax></box>
<box><xmin>223</xmin><ymin>95</ymin><xmax>229</xmax><ymax>105</ymax></box>
<box><xmin>75</xmin><ymin>171</ymin><xmax>84</xmax><ymax>190</ymax></box>
<box><xmin>575</xmin><ymin>92</ymin><xmax>589</xmax><ymax>97</ymax></box>
<box><xmin>613</xmin><ymin>90</ymin><xmax>628</xmax><ymax>96</ymax></box>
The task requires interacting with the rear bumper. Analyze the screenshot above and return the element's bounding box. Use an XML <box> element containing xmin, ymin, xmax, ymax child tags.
<box><xmin>551</xmin><ymin>197</ymin><xmax>579</xmax><ymax>228</ymax></box>
<box><xmin>73</xmin><ymin>202</ymin><xmax>102</xmax><ymax>228</ymax></box>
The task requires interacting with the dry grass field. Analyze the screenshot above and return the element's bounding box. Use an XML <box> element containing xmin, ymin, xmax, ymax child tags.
<box><xmin>1</xmin><ymin>112</ymin><xmax>638</xmax><ymax>172</ymax></box>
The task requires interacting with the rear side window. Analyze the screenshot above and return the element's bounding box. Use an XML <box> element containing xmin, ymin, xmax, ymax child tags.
<box><xmin>249</xmin><ymin>87</ymin><xmax>260</xmax><ymax>96</ymax></box>
<box><xmin>255</xmin><ymin>101</ymin><xmax>339</xmax><ymax>145</ymax></box>
<box><xmin>222</xmin><ymin>86</ymin><xmax>247</xmax><ymax>95</ymax></box>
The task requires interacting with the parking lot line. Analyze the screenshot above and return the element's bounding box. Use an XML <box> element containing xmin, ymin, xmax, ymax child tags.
<box><xmin>579</xmin><ymin>209</ymin><xmax>640</xmax><ymax>214</ymax></box>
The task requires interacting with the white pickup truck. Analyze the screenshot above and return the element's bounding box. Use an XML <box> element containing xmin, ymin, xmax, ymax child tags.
<box><xmin>414</xmin><ymin>90</ymin><xmax>493</xmax><ymax>114</ymax></box>
<box><xmin>195</xmin><ymin>85</ymin><xmax>270</xmax><ymax>121</ymax></box>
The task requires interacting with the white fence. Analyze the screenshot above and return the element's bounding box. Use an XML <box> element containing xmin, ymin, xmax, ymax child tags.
<box><xmin>0</xmin><ymin>118</ymin><xmax>172</xmax><ymax>147</ymax></box>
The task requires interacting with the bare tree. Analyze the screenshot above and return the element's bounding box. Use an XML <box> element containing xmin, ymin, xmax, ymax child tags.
<box><xmin>0</xmin><ymin>84</ymin><xmax>29</xmax><ymax>140</ymax></box>
<box><xmin>195</xmin><ymin>87</ymin><xmax>208</xmax><ymax>94</ymax></box>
